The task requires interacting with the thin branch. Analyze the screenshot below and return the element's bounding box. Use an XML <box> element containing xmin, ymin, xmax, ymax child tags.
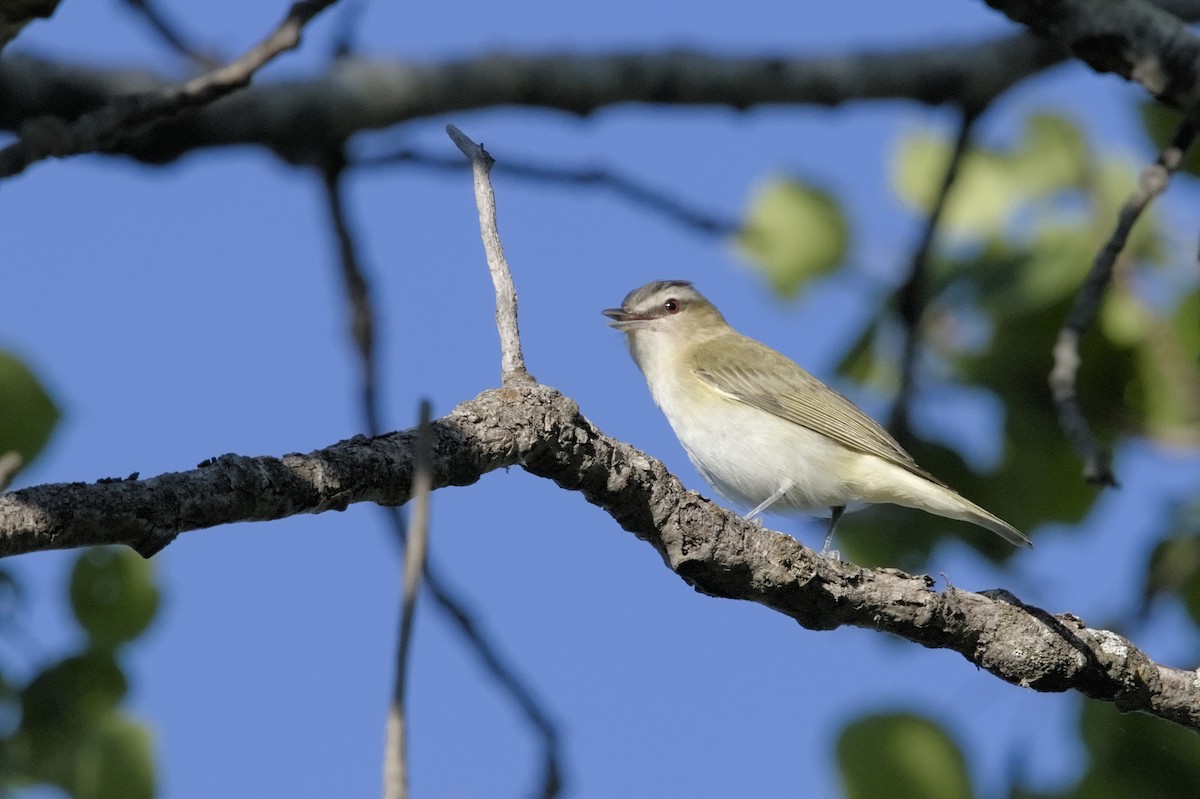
<box><xmin>354</xmin><ymin>147</ymin><xmax>736</xmax><ymax>237</ymax></box>
<box><xmin>1049</xmin><ymin>119</ymin><xmax>1198</xmax><ymax>485</ymax></box>
<box><xmin>384</xmin><ymin>400</ymin><xmax>432</xmax><ymax>799</ymax></box>
<box><xmin>320</xmin><ymin>153</ymin><xmax>381</xmax><ymax>433</ymax></box>
<box><xmin>0</xmin><ymin>0</ymin><xmax>338</xmax><ymax>179</ymax></box>
<box><xmin>446</xmin><ymin>124</ymin><xmax>531</xmax><ymax>385</ymax></box>
<box><xmin>421</xmin><ymin>571</ymin><xmax>562</xmax><ymax>799</ymax></box>
<box><xmin>118</xmin><ymin>0</ymin><xmax>220</xmax><ymax>68</ymax></box>
<box><xmin>319</xmin><ymin>152</ymin><xmax>563</xmax><ymax>799</ymax></box>
<box><xmin>0</xmin><ymin>32</ymin><xmax>1070</xmax><ymax>166</ymax></box>
<box><xmin>1</xmin><ymin>381</ymin><xmax>1198</xmax><ymax>731</ymax></box>
<box><xmin>889</xmin><ymin>107</ymin><xmax>980</xmax><ymax>438</ymax></box>
<box><xmin>0</xmin><ymin>452</ymin><xmax>21</xmax><ymax>492</ymax></box>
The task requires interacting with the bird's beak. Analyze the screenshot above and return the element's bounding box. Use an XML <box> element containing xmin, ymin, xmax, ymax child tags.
<box><xmin>602</xmin><ymin>308</ymin><xmax>652</xmax><ymax>330</ymax></box>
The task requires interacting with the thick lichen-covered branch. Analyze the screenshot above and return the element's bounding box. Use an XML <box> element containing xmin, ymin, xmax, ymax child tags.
<box><xmin>0</xmin><ymin>380</ymin><xmax>1197</xmax><ymax>732</ymax></box>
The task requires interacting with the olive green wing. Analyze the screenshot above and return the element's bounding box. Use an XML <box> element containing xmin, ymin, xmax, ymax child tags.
<box><xmin>691</xmin><ymin>335</ymin><xmax>944</xmax><ymax>485</ymax></box>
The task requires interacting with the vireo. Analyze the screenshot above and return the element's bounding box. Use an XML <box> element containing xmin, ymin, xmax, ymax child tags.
<box><xmin>602</xmin><ymin>280</ymin><xmax>1031</xmax><ymax>554</ymax></box>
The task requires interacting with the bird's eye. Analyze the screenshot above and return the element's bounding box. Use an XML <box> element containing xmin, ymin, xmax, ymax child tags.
<box><xmin>664</xmin><ymin>299</ymin><xmax>681</xmax><ymax>314</ymax></box>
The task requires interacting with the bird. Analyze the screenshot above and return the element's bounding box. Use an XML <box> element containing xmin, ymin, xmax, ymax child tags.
<box><xmin>602</xmin><ymin>280</ymin><xmax>1031</xmax><ymax>555</ymax></box>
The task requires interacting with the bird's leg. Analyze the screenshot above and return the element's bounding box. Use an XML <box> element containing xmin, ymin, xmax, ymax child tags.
<box><xmin>744</xmin><ymin>480</ymin><xmax>793</xmax><ymax>522</ymax></box>
<box><xmin>821</xmin><ymin>505</ymin><xmax>846</xmax><ymax>557</ymax></box>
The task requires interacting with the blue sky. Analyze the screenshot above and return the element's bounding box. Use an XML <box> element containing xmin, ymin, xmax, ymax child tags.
<box><xmin>6</xmin><ymin>1</ymin><xmax>1200</xmax><ymax>798</ymax></box>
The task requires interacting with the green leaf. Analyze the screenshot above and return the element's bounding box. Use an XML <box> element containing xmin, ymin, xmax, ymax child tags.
<box><xmin>735</xmin><ymin>176</ymin><xmax>849</xmax><ymax>297</ymax></box>
<box><xmin>19</xmin><ymin>653</ymin><xmax>127</xmax><ymax>736</ymax></box>
<box><xmin>17</xmin><ymin>652</ymin><xmax>127</xmax><ymax>789</ymax></box>
<box><xmin>1139</xmin><ymin>101</ymin><xmax>1200</xmax><ymax>178</ymax></box>
<box><xmin>1013</xmin><ymin>113</ymin><xmax>1089</xmax><ymax>198</ymax></box>
<box><xmin>75</xmin><ymin>714</ymin><xmax>155</xmax><ymax>799</ymax></box>
<box><xmin>70</xmin><ymin>547</ymin><xmax>160</xmax><ymax>651</ymax></box>
<box><xmin>838</xmin><ymin>712</ymin><xmax>972</xmax><ymax>799</ymax></box>
<box><xmin>1067</xmin><ymin>700</ymin><xmax>1200</xmax><ymax>798</ymax></box>
<box><xmin>0</xmin><ymin>351</ymin><xmax>60</xmax><ymax>479</ymax></box>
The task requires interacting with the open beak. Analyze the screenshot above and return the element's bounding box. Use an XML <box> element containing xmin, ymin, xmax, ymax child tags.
<box><xmin>602</xmin><ymin>308</ymin><xmax>652</xmax><ymax>329</ymax></box>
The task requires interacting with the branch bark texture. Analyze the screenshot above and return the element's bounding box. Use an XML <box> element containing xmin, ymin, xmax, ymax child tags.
<box><xmin>0</xmin><ymin>34</ymin><xmax>1066</xmax><ymax>164</ymax></box>
<box><xmin>1</xmin><ymin>380</ymin><xmax>1198</xmax><ymax>732</ymax></box>
<box><xmin>985</xmin><ymin>0</ymin><xmax>1200</xmax><ymax>115</ymax></box>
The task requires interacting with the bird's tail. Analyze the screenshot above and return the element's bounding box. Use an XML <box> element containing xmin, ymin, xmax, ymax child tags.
<box><xmin>935</xmin><ymin>494</ymin><xmax>1032</xmax><ymax>549</ymax></box>
<box><xmin>858</xmin><ymin>464</ymin><xmax>1032</xmax><ymax>548</ymax></box>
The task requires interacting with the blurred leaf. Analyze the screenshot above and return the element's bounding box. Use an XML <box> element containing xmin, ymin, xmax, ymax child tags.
<box><xmin>1090</xmin><ymin>159</ymin><xmax>1163</xmax><ymax>265</ymax></box>
<box><xmin>19</xmin><ymin>653</ymin><xmax>127</xmax><ymax>737</ymax></box>
<box><xmin>735</xmin><ymin>176</ymin><xmax>849</xmax><ymax>297</ymax></box>
<box><xmin>1064</xmin><ymin>700</ymin><xmax>1200</xmax><ymax>798</ymax></box>
<box><xmin>1015</xmin><ymin>114</ymin><xmax>1089</xmax><ymax>197</ymax></box>
<box><xmin>892</xmin><ymin>132</ymin><xmax>1015</xmax><ymax>237</ymax></box>
<box><xmin>1144</xmin><ymin>533</ymin><xmax>1200</xmax><ymax>623</ymax></box>
<box><xmin>837</xmin><ymin>316</ymin><xmax>903</xmax><ymax>393</ymax></box>
<box><xmin>0</xmin><ymin>351</ymin><xmax>60</xmax><ymax>479</ymax></box>
<box><xmin>75</xmin><ymin>714</ymin><xmax>155</xmax><ymax>799</ymax></box>
<box><xmin>1139</xmin><ymin>101</ymin><xmax>1200</xmax><ymax>178</ymax></box>
<box><xmin>70</xmin><ymin>548</ymin><xmax>160</xmax><ymax>651</ymax></box>
<box><xmin>838</xmin><ymin>712</ymin><xmax>972</xmax><ymax>799</ymax></box>
<box><xmin>891</xmin><ymin>113</ymin><xmax>1088</xmax><ymax>239</ymax></box>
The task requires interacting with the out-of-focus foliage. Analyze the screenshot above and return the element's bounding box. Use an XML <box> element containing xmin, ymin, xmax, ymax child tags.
<box><xmin>735</xmin><ymin>176</ymin><xmax>849</xmax><ymax>297</ymax></box>
<box><xmin>1142</xmin><ymin>501</ymin><xmax>1200</xmax><ymax>626</ymax></box>
<box><xmin>0</xmin><ymin>548</ymin><xmax>160</xmax><ymax>799</ymax></box>
<box><xmin>803</xmin><ymin>106</ymin><xmax>1200</xmax><ymax>799</ymax></box>
<box><xmin>741</xmin><ymin>112</ymin><xmax>1200</xmax><ymax>568</ymax></box>
<box><xmin>837</xmin><ymin>712</ymin><xmax>973</xmax><ymax>799</ymax></box>
<box><xmin>0</xmin><ymin>351</ymin><xmax>59</xmax><ymax>482</ymax></box>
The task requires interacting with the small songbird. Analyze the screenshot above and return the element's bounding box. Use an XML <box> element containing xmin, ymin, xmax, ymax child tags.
<box><xmin>602</xmin><ymin>280</ymin><xmax>1031</xmax><ymax>554</ymax></box>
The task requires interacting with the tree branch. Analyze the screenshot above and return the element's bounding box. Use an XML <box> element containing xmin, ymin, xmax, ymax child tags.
<box><xmin>983</xmin><ymin>0</ymin><xmax>1200</xmax><ymax>115</ymax></box>
<box><xmin>0</xmin><ymin>0</ymin><xmax>339</xmax><ymax>179</ymax></box>
<box><xmin>1</xmin><ymin>379</ymin><xmax>1196</xmax><ymax>730</ymax></box>
<box><xmin>384</xmin><ymin>400</ymin><xmax>432</xmax><ymax>799</ymax></box>
<box><xmin>0</xmin><ymin>33</ymin><xmax>1068</xmax><ymax>165</ymax></box>
<box><xmin>890</xmin><ymin>108</ymin><xmax>980</xmax><ymax>438</ymax></box>
<box><xmin>447</xmin><ymin>124</ymin><xmax>531</xmax><ymax>385</ymax></box>
<box><xmin>1049</xmin><ymin>118</ymin><xmax>1197</xmax><ymax>485</ymax></box>
<box><xmin>352</xmin><ymin>147</ymin><xmax>736</xmax><ymax>236</ymax></box>
<box><xmin>320</xmin><ymin>147</ymin><xmax>563</xmax><ymax>799</ymax></box>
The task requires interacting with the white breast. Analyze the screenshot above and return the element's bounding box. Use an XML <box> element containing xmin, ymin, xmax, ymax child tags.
<box><xmin>629</xmin><ymin>332</ymin><xmax>859</xmax><ymax>514</ymax></box>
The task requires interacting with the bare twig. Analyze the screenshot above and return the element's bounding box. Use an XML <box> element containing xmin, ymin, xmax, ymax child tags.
<box><xmin>320</xmin><ymin>153</ymin><xmax>380</xmax><ymax>433</ymax></box>
<box><xmin>445</xmin><ymin>124</ymin><xmax>532</xmax><ymax>385</ymax></box>
<box><xmin>384</xmin><ymin>400</ymin><xmax>432</xmax><ymax>799</ymax></box>
<box><xmin>354</xmin><ymin>147</ymin><xmax>736</xmax><ymax>237</ymax></box>
<box><xmin>1049</xmin><ymin>118</ymin><xmax>1198</xmax><ymax>486</ymax></box>
<box><xmin>320</xmin><ymin>148</ymin><xmax>562</xmax><ymax>799</ymax></box>
<box><xmin>0</xmin><ymin>0</ymin><xmax>338</xmax><ymax>179</ymax></box>
<box><xmin>890</xmin><ymin>108</ymin><xmax>979</xmax><ymax>438</ymax></box>
<box><xmin>119</xmin><ymin>0</ymin><xmax>220</xmax><ymax>68</ymax></box>
<box><xmin>0</xmin><ymin>452</ymin><xmax>22</xmax><ymax>492</ymax></box>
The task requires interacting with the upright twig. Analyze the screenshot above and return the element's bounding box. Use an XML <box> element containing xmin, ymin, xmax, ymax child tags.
<box><xmin>0</xmin><ymin>0</ymin><xmax>338</xmax><ymax>180</ymax></box>
<box><xmin>890</xmin><ymin>107</ymin><xmax>979</xmax><ymax>438</ymax></box>
<box><xmin>445</xmin><ymin>125</ymin><xmax>532</xmax><ymax>385</ymax></box>
<box><xmin>354</xmin><ymin>147</ymin><xmax>736</xmax><ymax>237</ymax></box>
<box><xmin>1049</xmin><ymin>118</ymin><xmax>1198</xmax><ymax>486</ymax></box>
<box><xmin>320</xmin><ymin>145</ymin><xmax>563</xmax><ymax>799</ymax></box>
<box><xmin>0</xmin><ymin>452</ymin><xmax>22</xmax><ymax>492</ymax></box>
<box><xmin>384</xmin><ymin>400</ymin><xmax>433</xmax><ymax>799</ymax></box>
